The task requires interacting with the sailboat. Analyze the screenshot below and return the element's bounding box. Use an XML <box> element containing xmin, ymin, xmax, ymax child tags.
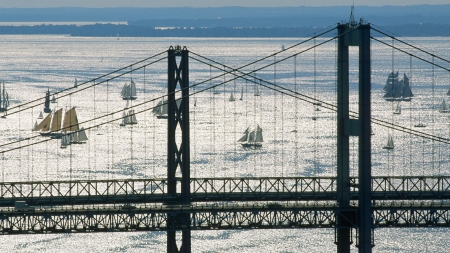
<box><xmin>33</xmin><ymin>107</ymin><xmax>86</xmax><ymax>140</ymax></box>
<box><xmin>439</xmin><ymin>99</ymin><xmax>450</xmax><ymax>113</ymax></box>
<box><xmin>0</xmin><ymin>82</ymin><xmax>10</xmax><ymax>112</ymax></box>
<box><xmin>153</xmin><ymin>98</ymin><xmax>181</xmax><ymax>119</ymax></box>
<box><xmin>44</xmin><ymin>89</ymin><xmax>51</xmax><ymax>113</ymax></box>
<box><xmin>393</xmin><ymin>102</ymin><xmax>401</xmax><ymax>115</ymax></box>
<box><xmin>229</xmin><ymin>92</ymin><xmax>236</xmax><ymax>102</ymax></box>
<box><xmin>238</xmin><ymin>125</ymin><xmax>263</xmax><ymax>148</ymax></box>
<box><xmin>37</xmin><ymin>111</ymin><xmax>43</xmax><ymax>119</ymax></box>
<box><xmin>382</xmin><ymin>135</ymin><xmax>394</xmax><ymax>150</ymax></box>
<box><xmin>254</xmin><ymin>83</ymin><xmax>260</xmax><ymax>96</ymax></box>
<box><xmin>74</xmin><ymin>78</ymin><xmax>78</xmax><ymax>88</ymax></box>
<box><xmin>281</xmin><ymin>44</ymin><xmax>285</xmax><ymax>51</ymax></box>
<box><xmin>121</xmin><ymin>78</ymin><xmax>137</xmax><ymax>100</ymax></box>
<box><xmin>33</xmin><ymin>108</ymin><xmax>63</xmax><ymax>138</ymax></box>
<box><xmin>153</xmin><ymin>98</ymin><xmax>168</xmax><ymax>119</ymax></box>
<box><xmin>68</xmin><ymin>127</ymin><xmax>89</xmax><ymax>144</ymax></box>
<box><xmin>414</xmin><ymin>104</ymin><xmax>426</xmax><ymax>128</ymax></box>
<box><xmin>60</xmin><ymin>134</ymin><xmax>69</xmax><ymax>149</ymax></box>
<box><xmin>120</xmin><ymin>109</ymin><xmax>138</xmax><ymax>126</ymax></box>
<box><xmin>51</xmin><ymin>95</ymin><xmax>56</xmax><ymax>103</ymax></box>
<box><xmin>240</xmin><ymin>87</ymin><xmax>243</xmax><ymax>100</ymax></box>
<box><xmin>383</xmin><ymin>72</ymin><xmax>414</xmax><ymax>101</ymax></box>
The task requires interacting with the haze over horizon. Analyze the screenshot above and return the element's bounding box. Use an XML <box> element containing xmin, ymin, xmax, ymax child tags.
<box><xmin>1</xmin><ymin>0</ymin><xmax>449</xmax><ymax>8</ymax></box>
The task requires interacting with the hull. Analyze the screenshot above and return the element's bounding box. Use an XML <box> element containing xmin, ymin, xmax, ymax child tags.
<box><xmin>241</xmin><ymin>143</ymin><xmax>262</xmax><ymax>148</ymax></box>
<box><xmin>122</xmin><ymin>97</ymin><xmax>137</xmax><ymax>100</ymax></box>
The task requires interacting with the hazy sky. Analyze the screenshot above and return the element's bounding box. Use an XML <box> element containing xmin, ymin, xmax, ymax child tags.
<box><xmin>0</xmin><ymin>0</ymin><xmax>448</xmax><ymax>8</ymax></box>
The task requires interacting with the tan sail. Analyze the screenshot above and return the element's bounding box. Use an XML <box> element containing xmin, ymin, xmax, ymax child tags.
<box><xmin>62</xmin><ymin>107</ymin><xmax>79</xmax><ymax>132</ymax></box>
<box><xmin>33</xmin><ymin>113</ymin><xmax>52</xmax><ymax>132</ymax></box>
<box><xmin>51</xmin><ymin>108</ymin><xmax>63</xmax><ymax>132</ymax></box>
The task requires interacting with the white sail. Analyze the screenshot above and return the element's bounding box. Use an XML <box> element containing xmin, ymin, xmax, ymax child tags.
<box><xmin>238</xmin><ymin>127</ymin><xmax>249</xmax><ymax>142</ymax></box>
<box><xmin>383</xmin><ymin>135</ymin><xmax>394</xmax><ymax>149</ymax></box>
<box><xmin>51</xmin><ymin>95</ymin><xmax>56</xmax><ymax>103</ymax></box>
<box><xmin>229</xmin><ymin>92</ymin><xmax>235</xmax><ymax>101</ymax></box>
<box><xmin>255</xmin><ymin>125</ymin><xmax>263</xmax><ymax>142</ymax></box>
<box><xmin>439</xmin><ymin>99</ymin><xmax>449</xmax><ymax>113</ymax></box>
<box><xmin>74</xmin><ymin>78</ymin><xmax>78</xmax><ymax>88</ymax></box>
<box><xmin>76</xmin><ymin>128</ymin><xmax>89</xmax><ymax>142</ymax></box>
<box><xmin>240</xmin><ymin>87</ymin><xmax>243</xmax><ymax>100</ymax></box>
<box><xmin>128</xmin><ymin>109</ymin><xmax>138</xmax><ymax>124</ymax></box>
<box><xmin>130</xmin><ymin>79</ymin><xmax>137</xmax><ymax>97</ymax></box>
<box><xmin>34</xmin><ymin>121</ymin><xmax>38</xmax><ymax>130</ymax></box>
<box><xmin>393</xmin><ymin>102</ymin><xmax>401</xmax><ymax>114</ymax></box>
<box><xmin>38</xmin><ymin>111</ymin><xmax>43</xmax><ymax>119</ymax></box>
<box><xmin>120</xmin><ymin>110</ymin><xmax>129</xmax><ymax>126</ymax></box>
<box><xmin>60</xmin><ymin>134</ymin><xmax>68</xmax><ymax>148</ymax></box>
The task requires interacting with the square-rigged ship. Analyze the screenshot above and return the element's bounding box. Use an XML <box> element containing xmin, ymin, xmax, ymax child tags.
<box><xmin>383</xmin><ymin>71</ymin><xmax>413</xmax><ymax>101</ymax></box>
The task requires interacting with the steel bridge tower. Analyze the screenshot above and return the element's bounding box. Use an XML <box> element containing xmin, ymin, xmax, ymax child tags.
<box><xmin>336</xmin><ymin>22</ymin><xmax>372</xmax><ymax>253</ymax></box>
<box><xmin>167</xmin><ymin>45</ymin><xmax>191</xmax><ymax>253</ymax></box>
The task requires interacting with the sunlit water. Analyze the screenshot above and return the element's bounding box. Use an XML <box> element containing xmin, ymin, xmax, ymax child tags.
<box><xmin>0</xmin><ymin>34</ymin><xmax>449</xmax><ymax>252</ymax></box>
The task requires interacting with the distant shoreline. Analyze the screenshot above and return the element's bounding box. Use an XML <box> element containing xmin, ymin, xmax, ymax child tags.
<box><xmin>0</xmin><ymin>23</ymin><xmax>449</xmax><ymax>37</ymax></box>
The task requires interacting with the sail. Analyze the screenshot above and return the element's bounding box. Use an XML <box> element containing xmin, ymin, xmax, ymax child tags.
<box><xmin>254</xmin><ymin>84</ymin><xmax>260</xmax><ymax>96</ymax></box>
<box><xmin>153</xmin><ymin>100</ymin><xmax>163</xmax><ymax>114</ymax></box>
<box><xmin>255</xmin><ymin>125</ymin><xmax>263</xmax><ymax>142</ymax></box>
<box><xmin>51</xmin><ymin>95</ymin><xmax>56</xmax><ymax>103</ymax></box>
<box><xmin>33</xmin><ymin>112</ymin><xmax>52</xmax><ymax>132</ymax></box>
<box><xmin>402</xmin><ymin>74</ymin><xmax>413</xmax><ymax>98</ymax></box>
<box><xmin>383</xmin><ymin>135</ymin><xmax>394</xmax><ymax>149</ymax></box>
<box><xmin>77</xmin><ymin>128</ymin><xmax>89</xmax><ymax>142</ymax></box>
<box><xmin>229</xmin><ymin>92</ymin><xmax>235</xmax><ymax>101</ymax></box>
<box><xmin>240</xmin><ymin>87</ymin><xmax>243</xmax><ymax>100</ymax></box>
<box><xmin>62</xmin><ymin>107</ymin><xmax>79</xmax><ymax>132</ymax></box>
<box><xmin>238</xmin><ymin>127</ymin><xmax>249</xmax><ymax>142</ymax></box>
<box><xmin>248</xmin><ymin>130</ymin><xmax>256</xmax><ymax>142</ymax></box>
<box><xmin>439</xmin><ymin>99</ymin><xmax>448</xmax><ymax>113</ymax></box>
<box><xmin>130</xmin><ymin>79</ymin><xmax>137</xmax><ymax>97</ymax></box>
<box><xmin>121</xmin><ymin>110</ymin><xmax>129</xmax><ymax>125</ymax></box>
<box><xmin>51</xmin><ymin>108</ymin><xmax>63</xmax><ymax>132</ymax></box>
<box><xmin>394</xmin><ymin>102</ymin><xmax>401</xmax><ymax>114</ymax></box>
<box><xmin>38</xmin><ymin>111</ymin><xmax>43</xmax><ymax>119</ymax></box>
<box><xmin>61</xmin><ymin>134</ymin><xmax>69</xmax><ymax>148</ymax></box>
<box><xmin>74</xmin><ymin>78</ymin><xmax>78</xmax><ymax>88</ymax></box>
<box><xmin>128</xmin><ymin>109</ymin><xmax>138</xmax><ymax>124</ymax></box>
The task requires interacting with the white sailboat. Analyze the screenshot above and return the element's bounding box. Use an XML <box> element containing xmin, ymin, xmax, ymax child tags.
<box><xmin>37</xmin><ymin>111</ymin><xmax>43</xmax><ymax>119</ymax></box>
<box><xmin>238</xmin><ymin>125</ymin><xmax>263</xmax><ymax>148</ymax></box>
<box><xmin>51</xmin><ymin>95</ymin><xmax>56</xmax><ymax>103</ymax></box>
<box><xmin>153</xmin><ymin>98</ymin><xmax>168</xmax><ymax>119</ymax></box>
<box><xmin>382</xmin><ymin>135</ymin><xmax>394</xmax><ymax>150</ymax></box>
<box><xmin>33</xmin><ymin>107</ymin><xmax>87</xmax><ymax>141</ymax></box>
<box><xmin>229</xmin><ymin>92</ymin><xmax>236</xmax><ymax>102</ymax></box>
<box><xmin>0</xmin><ymin>81</ymin><xmax>10</xmax><ymax>112</ymax></box>
<box><xmin>121</xmin><ymin>78</ymin><xmax>137</xmax><ymax>100</ymax></box>
<box><xmin>69</xmin><ymin>127</ymin><xmax>89</xmax><ymax>144</ymax></box>
<box><xmin>439</xmin><ymin>99</ymin><xmax>449</xmax><ymax>113</ymax></box>
<box><xmin>120</xmin><ymin>109</ymin><xmax>138</xmax><ymax>126</ymax></box>
<box><xmin>254</xmin><ymin>83</ymin><xmax>260</xmax><ymax>96</ymax></box>
<box><xmin>393</xmin><ymin>102</ymin><xmax>401</xmax><ymax>115</ymax></box>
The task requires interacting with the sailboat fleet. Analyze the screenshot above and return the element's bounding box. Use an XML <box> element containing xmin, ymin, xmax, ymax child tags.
<box><xmin>0</xmin><ymin>82</ymin><xmax>10</xmax><ymax>112</ymax></box>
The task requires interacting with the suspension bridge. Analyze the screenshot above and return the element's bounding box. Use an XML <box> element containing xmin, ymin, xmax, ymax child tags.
<box><xmin>1</xmin><ymin>20</ymin><xmax>450</xmax><ymax>253</ymax></box>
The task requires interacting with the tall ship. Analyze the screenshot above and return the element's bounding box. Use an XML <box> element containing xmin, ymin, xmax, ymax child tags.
<box><xmin>121</xmin><ymin>79</ymin><xmax>137</xmax><ymax>100</ymax></box>
<box><xmin>0</xmin><ymin>82</ymin><xmax>10</xmax><ymax>112</ymax></box>
<box><xmin>238</xmin><ymin>125</ymin><xmax>263</xmax><ymax>148</ymax></box>
<box><xmin>383</xmin><ymin>71</ymin><xmax>413</xmax><ymax>101</ymax></box>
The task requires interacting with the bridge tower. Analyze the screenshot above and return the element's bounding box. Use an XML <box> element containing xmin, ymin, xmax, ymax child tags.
<box><xmin>167</xmin><ymin>45</ymin><xmax>191</xmax><ymax>253</ymax></box>
<box><xmin>336</xmin><ymin>22</ymin><xmax>372</xmax><ymax>253</ymax></box>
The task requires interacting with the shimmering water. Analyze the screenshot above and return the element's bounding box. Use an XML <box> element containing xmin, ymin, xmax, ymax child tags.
<box><xmin>0</xmin><ymin>34</ymin><xmax>450</xmax><ymax>252</ymax></box>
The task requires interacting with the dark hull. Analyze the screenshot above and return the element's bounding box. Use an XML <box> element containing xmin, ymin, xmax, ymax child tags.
<box><xmin>122</xmin><ymin>97</ymin><xmax>137</xmax><ymax>100</ymax></box>
<box><xmin>241</xmin><ymin>143</ymin><xmax>262</xmax><ymax>148</ymax></box>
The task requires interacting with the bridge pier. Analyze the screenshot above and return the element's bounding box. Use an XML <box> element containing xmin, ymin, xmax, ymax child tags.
<box><xmin>167</xmin><ymin>46</ymin><xmax>191</xmax><ymax>253</ymax></box>
<box><xmin>336</xmin><ymin>21</ymin><xmax>372</xmax><ymax>253</ymax></box>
